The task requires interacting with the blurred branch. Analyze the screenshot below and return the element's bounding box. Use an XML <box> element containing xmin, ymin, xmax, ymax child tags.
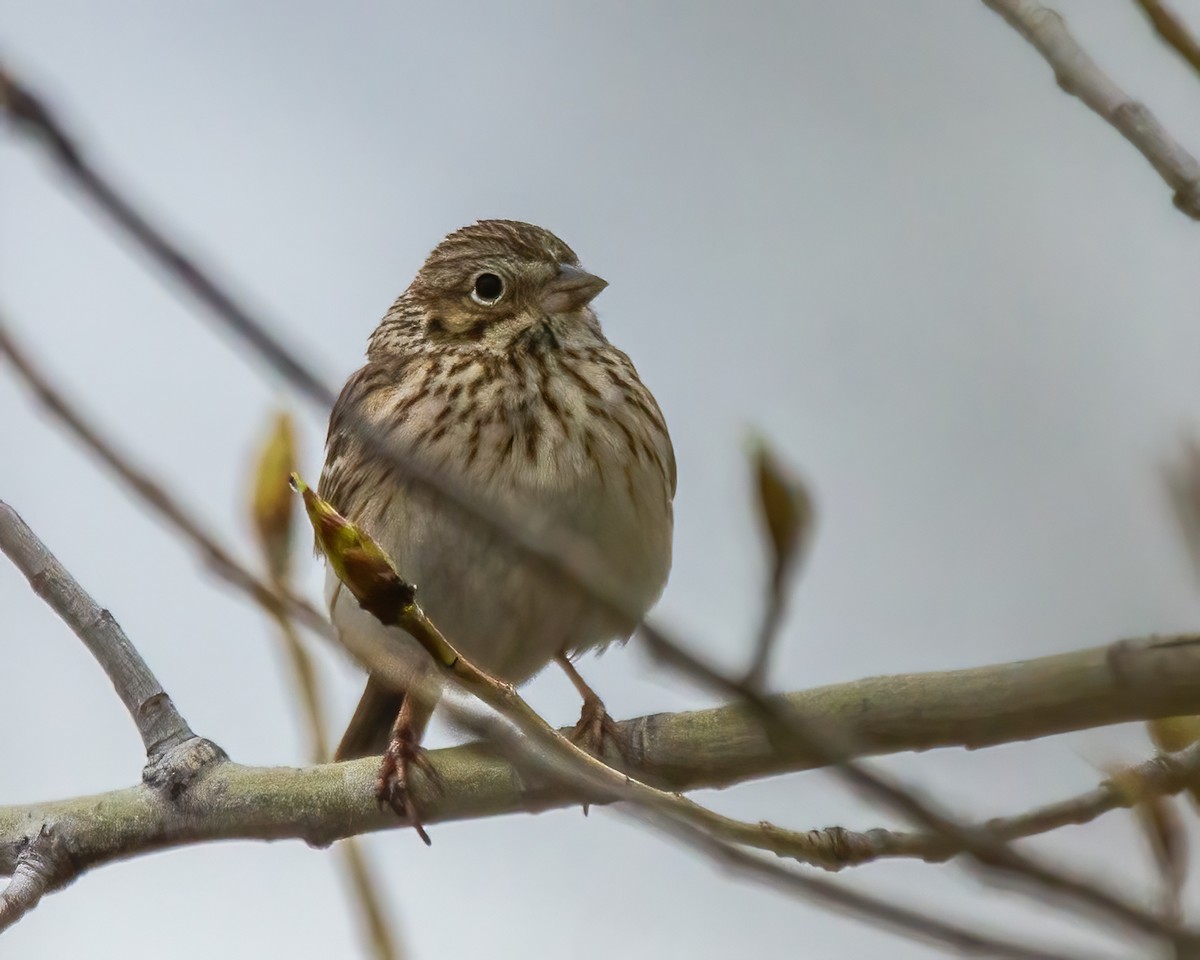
<box><xmin>633</xmin><ymin>814</ymin><xmax>1097</xmax><ymax>960</ymax></box>
<box><xmin>641</xmin><ymin>625</ymin><xmax>1200</xmax><ymax>946</ymax></box>
<box><xmin>0</xmin><ymin>59</ymin><xmax>707</xmax><ymax>662</ymax></box>
<box><xmin>249</xmin><ymin>415</ymin><xmax>402</xmax><ymax>960</ymax></box>
<box><xmin>248</xmin><ymin>413</ymin><xmax>332</xmax><ymax>762</ymax></box>
<box><xmin>2</xmin><ymin>627</ymin><xmax>1199</xmax><ymax>946</ymax></box>
<box><xmin>450</xmin><ymin>687</ymin><xmax>1095</xmax><ymax>960</ymax></box>
<box><xmin>1134</xmin><ymin>0</ymin><xmax>1200</xmax><ymax>78</ymax></box>
<box><xmin>0</xmin><ymin>317</ymin><xmax>332</xmax><ymax>641</ymax></box>
<box><xmin>299</xmin><ymin>476</ymin><xmax>1191</xmax><ymax>948</ymax></box>
<box><xmin>0</xmin><ymin>500</ymin><xmax>193</xmax><ymax>756</ymax></box>
<box><xmin>982</xmin><ymin>0</ymin><xmax>1200</xmax><ymax>218</ymax></box>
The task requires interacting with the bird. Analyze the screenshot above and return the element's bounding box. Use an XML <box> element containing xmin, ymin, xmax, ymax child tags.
<box><xmin>318</xmin><ymin>219</ymin><xmax>675</xmax><ymax>831</ymax></box>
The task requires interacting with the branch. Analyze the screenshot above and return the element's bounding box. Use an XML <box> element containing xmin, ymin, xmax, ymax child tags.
<box><xmin>3</xmin><ymin>636</ymin><xmax>1199</xmax><ymax>866</ymax></box>
<box><xmin>0</xmin><ymin>500</ymin><xmax>193</xmax><ymax>756</ymax></box>
<box><xmin>0</xmin><ymin>317</ymin><xmax>331</xmax><ymax>641</ymax></box>
<box><xmin>982</xmin><ymin>0</ymin><xmax>1200</xmax><ymax>218</ymax></box>
<box><xmin>790</xmin><ymin>739</ymin><xmax>1200</xmax><ymax>867</ymax></box>
<box><xmin>640</xmin><ymin>626</ymin><xmax>1200</xmax><ymax>946</ymax></box>
<box><xmin>299</xmin><ymin>475</ymin><xmax>1194</xmax><ymax>948</ymax></box>
<box><xmin>248</xmin><ymin>414</ymin><xmax>403</xmax><ymax>960</ymax></box>
<box><xmin>631</xmin><ymin>813</ymin><xmax>1098</xmax><ymax>960</ymax></box>
<box><xmin>0</xmin><ymin>62</ymin><xmax>701</xmax><ymax>656</ymax></box>
<box><xmin>1</xmin><ymin>634</ymin><xmax>1197</xmax><ymax>951</ymax></box>
<box><xmin>1134</xmin><ymin>0</ymin><xmax>1200</xmax><ymax>78</ymax></box>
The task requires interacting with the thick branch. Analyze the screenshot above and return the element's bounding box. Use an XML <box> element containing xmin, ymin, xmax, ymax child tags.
<box><xmin>3</xmin><ymin>636</ymin><xmax>1200</xmax><ymax>873</ymax></box>
<box><xmin>0</xmin><ymin>500</ymin><xmax>193</xmax><ymax>756</ymax></box>
<box><xmin>983</xmin><ymin>0</ymin><xmax>1200</xmax><ymax>218</ymax></box>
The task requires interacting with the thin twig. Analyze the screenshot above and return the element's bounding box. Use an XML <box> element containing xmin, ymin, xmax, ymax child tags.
<box><xmin>784</xmin><ymin>740</ymin><xmax>1200</xmax><ymax>867</ymax></box>
<box><xmin>632</xmin><ymin>813</ymin><xmax>1108</xmax><ymax>960</ymax></box>
<box><xmin>0</xmin><ymin>61</ymin><xmax>683</xmax><ymax>654</ymax></box>
<box><xmin>0</xmin><ymin>500</ymin><xmax>193</xmax><ymax>756</ymax></box>
<box><xmin>0</xmin><ymin>317</ymin><xmax>332</xmax><ymax>641</ymax></box>
<box><xmin>640</xmin><ymin>626</ymin><xmax>1200</xmax><ymax>948</ymax></box>
<box><xmin>1134</xmin><ymin>0</ymin><xmax>1200</xmax><ymax>78</ymax></box>
<box><xmin>446</xmin><ymin>697</ymin><xmax>1099</xmax><ymax>960</ymax></box>
<box><xmin>303</xmin><ymin>479</ymin><xmax>1197</xmax><ymax>949</ymax></box>
<box><xmin>982</xmin><ymin>0</ymin><xmax>1200</xmax><ymax>218</ymax></box>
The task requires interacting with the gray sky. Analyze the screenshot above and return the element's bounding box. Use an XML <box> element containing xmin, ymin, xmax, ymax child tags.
<box><xmin>4</xmin><ymin>1</ymin><xmax>1200</xmax><ymax>957</ymax></box>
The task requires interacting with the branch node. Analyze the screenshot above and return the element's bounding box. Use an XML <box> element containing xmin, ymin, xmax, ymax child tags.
<box><xmin>0</xmin><ymin>824</ymin><xmax>70</xmax><ymax>932</ymax></box>
<box><xmin>142</xmin><ymin>737</ymin><xmax>228</xmax><ymax>799</ymax></box>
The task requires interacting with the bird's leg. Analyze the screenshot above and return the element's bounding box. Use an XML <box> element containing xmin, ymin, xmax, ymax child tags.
<box><xmin>554</xmin><ymin>652</ymin><xmax>626</xmax><ymax>766</ymax></box>
<box><xmin>376</xmin><ymin>695</ymin><xmax>442</xmax><ymax>845</ymax></box>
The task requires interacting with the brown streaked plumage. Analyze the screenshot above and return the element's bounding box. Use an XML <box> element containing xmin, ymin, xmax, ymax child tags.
<box><xmin>319</xmin><ymin>220</ymin><xmax>675</xmax><ymax>820</ymax></box>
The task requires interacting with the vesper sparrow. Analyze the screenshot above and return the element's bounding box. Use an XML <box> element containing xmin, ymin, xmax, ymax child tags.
<box><xmin>319</xmin><ymin>220</ymin><xmax>675</xmax><ymax>820</ymax></box>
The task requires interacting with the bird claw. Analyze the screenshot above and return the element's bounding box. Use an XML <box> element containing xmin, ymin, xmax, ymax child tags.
<box><xmin>375</xmin><ymin>730</ymin><xmax>443</xmax><ymax>845</ymax></box>
<box><xmin>568</xmin><ymin>694</ymin><xmax>626</xmax><ymax>763</ymax></box>
<box><xmin>567</xmin><ymin>695</ymin><xmax>627</xmax><ymax>817</ymax></box>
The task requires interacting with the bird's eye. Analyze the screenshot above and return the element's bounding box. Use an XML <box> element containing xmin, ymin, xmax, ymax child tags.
<box><xmin>471</xmin><ymin>272</ymin><xmax>505</xmax><ymax>305</ymax></box>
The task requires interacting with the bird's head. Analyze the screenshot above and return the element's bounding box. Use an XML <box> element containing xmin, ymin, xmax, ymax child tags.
<box><xmin>372</xmin><ymin>220</ymin><xmax>608</xmax><ymax>357</ymax></box>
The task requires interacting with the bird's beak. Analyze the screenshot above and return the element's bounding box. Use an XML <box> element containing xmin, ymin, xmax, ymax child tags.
<box><xmin>540</xmin><ymin>263</ymin><xmax>608</xmax><ymax>313</ymax></box>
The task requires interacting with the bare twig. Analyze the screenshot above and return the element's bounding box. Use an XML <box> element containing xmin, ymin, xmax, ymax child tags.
<box><xmin>248</xmin><ymin>414</ymin><xmax>402</xmax><ymax>960</ymax></box>
<box><xmin>302</xmin><ymin>477</ymin><xmax>1197</xmax><ymax>949</ymax></box>
<box><xmin>0</xmin><ymin>62</ymin><xmax>678</xmax><ymax>646</ymax></box>
<box><xmin>789</xmin><ymin>739</ymin><xmax>1200</xmax><ymax>868</ymax></box>
<box><xmin>1134</xmin><ymin>0</ymin><xmax>1200</xmax><ymax>78</ymax></box>
<box><xmin>448</xmin><ymin>694</ymin><xmax>1098</xmax><ymax>960</ymax></box>
<box><xmin>982</xmin><ymin>0</ymin><xmax>1200</xmax><ymax>218</ymax></box>
<box><xmin>0</xmin><ymin>317</ymin><xmax>332</xmax><ymax>641</ymax></box>
<box><xmin>0</xmin><ymin>500</ymin><xmax>193</xmax><ymax>756</ymax></box>
<box><xmin>632</xmin><ymin>813</ymin><xmax>1103</xmax><ymax>960</ymax></box>
<box><xmin>641</xmin><ymin>627</ymin><xmax>1200</xmax><ymax>947</ymax></box>
<box><xmin>1</xmin><ymin>637</ymin><xmax>1199</xmax><ymax>953</ymax></box>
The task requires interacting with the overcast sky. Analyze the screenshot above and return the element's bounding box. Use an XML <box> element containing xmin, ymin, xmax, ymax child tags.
<box><xmin>5</xmin><ymin>2</ymin><xmax>1200</xmax><ymax>957</ymax></box>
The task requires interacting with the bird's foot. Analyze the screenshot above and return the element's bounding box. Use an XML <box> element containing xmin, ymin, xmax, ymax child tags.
<box><xmin>375</xmin><ymin>727</ymin><xmax>442</xmax><ymax>845</ymax></box>
<box><xmin>568</xmin><ymin>692</ymin><xmax>627</xmax><ymax>764</ymax></box>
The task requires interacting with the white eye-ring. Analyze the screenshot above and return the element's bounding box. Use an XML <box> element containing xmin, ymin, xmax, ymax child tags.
<box><xmin>471</xmin><ymin>272</ymin><xmax>505</xmax><ymax>305</ymax></box>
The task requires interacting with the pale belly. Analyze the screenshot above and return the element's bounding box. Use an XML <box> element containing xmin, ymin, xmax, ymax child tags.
<box><xmin>326</xmin><ymin>455</ymin><xmax>672</xmax><ymax>693</ymax></box>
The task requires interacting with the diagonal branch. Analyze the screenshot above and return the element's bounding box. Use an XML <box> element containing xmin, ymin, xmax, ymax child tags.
<box><xmin>1134</xmin><ymin>0</ymin><xmax>1200</xmax><ymax>78</ymax></box>
<box><xmin>301</xmin><ymin>478</ymin><xmax>1197</xmax><ymax>948</ymax></box>
<box><xmin>981</xmin><ymin>0</ymin><xmax>1200</xmax><ymax>218</ymax></box>
<box><xmin>0</xmin><ymin>500</ymin><xmax>193</xmax><ymax>756</ymax></box>
<box><xmin>641</xmin><ymin>625</ymin><xmax>1200</xmax><ymax>947</ymax></box>
<box><xmin>0</xmin><ymin>317</ymin><xmax>331</xmax><ymax>641</ymax></box>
